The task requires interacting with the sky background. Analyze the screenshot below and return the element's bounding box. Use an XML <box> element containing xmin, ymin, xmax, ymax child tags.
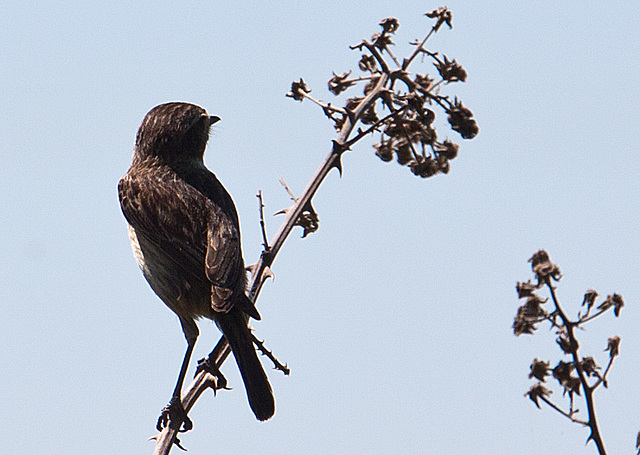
<box><xmin>1</xmin><ymin>1</ymin><xmax>639</xmax><ymax>454</ymax></box>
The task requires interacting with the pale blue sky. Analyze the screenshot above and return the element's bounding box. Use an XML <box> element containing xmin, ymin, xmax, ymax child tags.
<box><xmin>1</xmin><ymin>1</ymin><xmax>639</xmax><ymax>454</ymax></box>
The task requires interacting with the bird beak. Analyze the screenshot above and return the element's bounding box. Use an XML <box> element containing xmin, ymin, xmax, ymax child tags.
<box><xmin>209</xmin><ymin>116</ymin><xmax>221</xmax><ymax>125</ymax></box>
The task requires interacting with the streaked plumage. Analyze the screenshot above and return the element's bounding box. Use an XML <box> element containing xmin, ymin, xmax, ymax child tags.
<box><xmin>118</xmin><ymin>102</ymin><xmax>274</xmax><ymax>425</ymax></box>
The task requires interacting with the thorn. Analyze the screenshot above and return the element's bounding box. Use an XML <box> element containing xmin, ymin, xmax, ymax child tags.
<box><xmin>331</xmin><ymin>140</ymin><xmax>348</xmax><ymax>177</ymax></box>
<box><xmin>274</xmin><ymin>206</ymin><xmax>292</xmax><ymax>216</ymax></box>
<box><xmin>332</xmin><ymin>153</ymin><xmax>343</xmax><ymax>177</ymax></box>
<box><xmin>331</xmin><ymin>161</ymin><xmax>343</xmax><ymax>176</ymax></box>
<box><xmin>174</xmin><ymin>438</ymin><xmax>188</xmax><ymax>451</ymax></box>
<box><xmin>149</xmin><ymin>434</ymin><xmax>188</xmax><ymax>451</ymax></box>
<box><xmin>262</xmin><ymin>266</ymin><xmax>275</xmax><ymax>282</ymax></box>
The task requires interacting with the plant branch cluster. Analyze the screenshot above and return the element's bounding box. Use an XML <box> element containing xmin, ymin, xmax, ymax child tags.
<box><xmin>287</xmin><ymin>7</ymin><xmax>478</xmax><ymax>179</ymax></box>
<box><xmin>514</xmin><ymin>250</ymin><xmax>624</xmax><ymax>455</ymax></box>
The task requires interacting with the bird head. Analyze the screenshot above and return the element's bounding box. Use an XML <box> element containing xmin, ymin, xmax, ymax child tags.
<box><xmin>134</xmin><ymin>102</ymin><xmax>220</xmax><ymax>165</ymax></box>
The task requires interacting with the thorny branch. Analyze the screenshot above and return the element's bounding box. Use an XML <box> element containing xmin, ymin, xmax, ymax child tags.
<box><xmin>252</xmin><ymin>334</ymin><xmax>290</xmax><ymax>376</ymax></box>
<box><xmin>515</xmin><ymin>250</ymin><xmax>625</xmax><ymax>455</ymax></box>
<box><xmin>154</xmin><ymin>8</ymin><xmax>478</xmax><ymax>453</ymax></box>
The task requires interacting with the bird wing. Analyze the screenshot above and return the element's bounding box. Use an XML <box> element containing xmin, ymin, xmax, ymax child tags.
<box><xmin>205</xmin><ymin>222</ymin><xmax>261</xmax><ymax>320</ymax></box>
<box><xmin>119</xmin><ymin>164</ymin><xmax>259</xmax><ymax>318</ymax></box>
<box><xmin>204</xmin><ymin>210</ymin><xmax>243</xmax><ymax>313</ymax></box>
<box><xmin>118</xmin><ymin>168</ymin><xmax>209</xmax><ymax>292</ymax></box>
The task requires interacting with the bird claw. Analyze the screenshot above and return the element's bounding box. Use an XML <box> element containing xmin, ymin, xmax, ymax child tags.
<box><xmin>196</xmin><ymin>356</ymin><xmax>229</xmax><ymax>392</ymax></box>
<box><xmin>157</xmin><ymin>398</ymin><xmax>193</xmax><ymax>433</ymax></box>
<box><xmin>173</xmin><ymin>437</ymin><xmax>188</xmax><ymax>451</ymax></box>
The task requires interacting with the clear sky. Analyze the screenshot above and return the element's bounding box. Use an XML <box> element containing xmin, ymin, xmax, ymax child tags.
<box><xmin>1</xmin><ymin>1</ymin><xmax>638</xmax><ymax>454</ymax></box>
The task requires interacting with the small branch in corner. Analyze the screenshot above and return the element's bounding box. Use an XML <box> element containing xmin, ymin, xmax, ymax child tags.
<box><xmin>252</xmin><ymin>334</ymin><xmax>290</xmax><ymax>375</ymax></box>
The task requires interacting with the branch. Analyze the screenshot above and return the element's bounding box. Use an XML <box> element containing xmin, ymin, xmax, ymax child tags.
<box><xmin>538</xmin><ymin>394</ymin><xmax>589</xmax><ymax>427</ymax></box>
<box><xmin>546</xmin><ymin>278</ymin><xmax>608</xmax><ymax>454</ymax></box>
<box><xmin>578</xmin><ymin>308</ymin><xmax>610</xmax><ymax>325</ymax></box>
<box><xmin>153</xmin><ymin>10</ymin><xmax>477</xmax><ymax>452</ymax></box>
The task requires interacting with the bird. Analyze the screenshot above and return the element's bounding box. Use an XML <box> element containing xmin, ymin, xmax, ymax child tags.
<box><xmin>118</xmin><ymin>102</ymin><xmax>275</xmax><ymax>431</ymax></box>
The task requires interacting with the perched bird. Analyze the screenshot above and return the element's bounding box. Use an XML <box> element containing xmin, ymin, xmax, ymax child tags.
<box><xmin>118</xmin><ymin>102</ymin><xmax>274</xmax><ymax>430</ymax></box>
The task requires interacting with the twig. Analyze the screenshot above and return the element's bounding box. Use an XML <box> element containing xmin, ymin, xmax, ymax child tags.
<box><xmin>257</xmin><ymin>191</ymin><xmax>270</xmax><ymax>251</ymax></box>
<box><xmin>539</xmin><ymin>394</ymin><xmax>589</xmax><ymax>427</ymax></box>
<box><xmin>279</xmin><ymin>178</ymin><xmax>298</xmax><ymax>202</ymax></box>
<box><xmin>578</xmin><ymin>308</ymin><xmax>609</xmax><ymax>325</ymax></box>
<box><xmin>592</xmin><ymin>355</ymin><xmax>614</xmax><ymax>390</ymax></box>
<box><xmin>403</xmin><ymin>21</ymin><xmax>439</xmax><ymax>70</ymax></box>
<box><xmin>342</xmin><ymin>106</ymin><xmax>406</xmax><ymax>149</ymax></box>
<box><xmin>295</xmin><ymin>91</ymin><xmax>348</xmax><ymax>115</ymax></box>
<box><xmin>252</xmin><ymin>334</ymin><xmax>290</xmax><ymax>375</ymax></box>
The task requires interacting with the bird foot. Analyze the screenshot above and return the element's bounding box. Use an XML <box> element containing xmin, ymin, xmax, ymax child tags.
<box><xmin>196</xmin><ymin>355</ymin><xmax>229</xmax><ymax>392</ymax></box>
<box><xmin>157</xmin><ymin>397</ymin><xmax>193</xmax><ymax>433</ymax></box>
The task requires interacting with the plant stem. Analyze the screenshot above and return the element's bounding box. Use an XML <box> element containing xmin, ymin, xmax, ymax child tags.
<box><xmin>546</xmin><ymin>278</ymin><xmax>608</xmax><ymax>455</ymax></box>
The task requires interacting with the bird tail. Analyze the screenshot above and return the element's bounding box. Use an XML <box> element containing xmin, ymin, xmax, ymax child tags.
<box><xmin>217</xmin><ymin>308</ymin><xmax>275</xmax><ymax>421</ymax></box>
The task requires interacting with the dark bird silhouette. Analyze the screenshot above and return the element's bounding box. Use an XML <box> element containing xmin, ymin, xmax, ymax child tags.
<box><xmin>118</xmin><ymin>102</ymin><xmax>274</xmax><ymax>430</ymax></box>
